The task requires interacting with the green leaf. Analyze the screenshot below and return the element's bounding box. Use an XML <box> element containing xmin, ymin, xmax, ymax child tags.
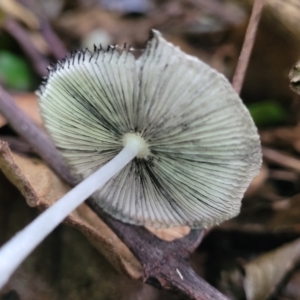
<box><xmin>247</xmin><ymin>101</ymin><xmax>287</xmax><ymax>127</ymax></box>
<box><xmin>0</xmin><ymin>51</ymin><xmax>32</xmax><ymax>90</ymax></box>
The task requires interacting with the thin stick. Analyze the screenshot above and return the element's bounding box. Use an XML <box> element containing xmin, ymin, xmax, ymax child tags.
<box><xmin>0</xmin><ymin>139</ymin><xmax>140</xmax><ymax>289</ymax></box>
<box><xmin>263</xmin><ymin>147</ymin><xmax>300</xmax><ymax>173</ymax></box>
<box><xmin>17</xmin><ymin>0</ymin><xmax>67</xmax><ymax>60</ymax></box>
<box><xmin>232</xmin><ymin>0</ymin><xmax>264</xmax><ymax>94</ymax></box>
<box><xmin>40</xmin><ymin>21</ymin><xmax>67</xmax><ymax>60</ymax></box>
<box><xmin>4</xmin><ymin>19</ymin><xmax>49</xmax><ymax>77</ymax></box>
<box><xmin>0</xmin><ymin>85</ymin><xmax>75</xmax><ymax>185</ymax></box>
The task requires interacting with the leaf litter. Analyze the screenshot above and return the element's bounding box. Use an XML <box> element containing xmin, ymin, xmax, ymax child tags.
<box><xmin>2</xmin><ymin>0</ymin><xmax>300</xmax><ymax>299</ymax></box>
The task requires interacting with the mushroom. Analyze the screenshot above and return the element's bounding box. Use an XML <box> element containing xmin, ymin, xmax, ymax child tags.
<box><xmin>0</xmin><ymin>30</ymin><xmax>262</xmax><ymax>288</ymax></box>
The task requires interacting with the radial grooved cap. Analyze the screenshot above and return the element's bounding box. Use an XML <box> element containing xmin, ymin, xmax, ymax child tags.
<box><xmin>38</xmin><ymin>30</ymin><xmax>262</xmax><ymax>229</ymax></box>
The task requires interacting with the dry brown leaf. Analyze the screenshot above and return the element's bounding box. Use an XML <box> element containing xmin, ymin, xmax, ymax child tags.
<box><xmin>243</xmin><ymin>237</ymin><xmax>300</xmax><ymax>300</ymax></box>
<box><xmin>0</xmin><ymin>93</ymin><xmax>42</xmax><ymax>128</ymax></box>
<box><xmin>146</xmin><ymin>226</ymin><xmax>191</xmax><ymax>241</ymax></box>
<box><xmin>0</xmin><ymin>141</ymin><xmax>143</xmax><ymax>279</ymax></box>
<box><xmin>0</xmin><ymin>0</ymin><xmax>39</xmax><ymax>30</ymax></box>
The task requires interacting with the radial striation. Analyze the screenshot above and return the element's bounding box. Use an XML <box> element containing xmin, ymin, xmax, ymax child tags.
<box><xmin>38</xmin><ymin>30</ymin><xmax>262</xmax><ymax>228</ymax></box>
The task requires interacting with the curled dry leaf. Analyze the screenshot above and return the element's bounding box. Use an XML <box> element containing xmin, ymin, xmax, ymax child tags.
<box><xmin>243</xmin><ymin>237</ymin><xmax>300</xmax><ymax>300</ymax></box>
<box><xmin>289</xmin><ymin>60</ymin><xmax>300</xmax><ymax>95</ymax></box>
<box><xmin>146</xmin><ymin>226</ymin><xmax>191</xmax><ymax>242</ymax></box>
<box><xmin>0</xmin><ymin>141</ymin><xmax>142</xmax><ymax>279</ymax></box>
<box><xmin>0</xmin><ymin>93</ymin><xmax>42</xmax><ymax>128</ymax></box>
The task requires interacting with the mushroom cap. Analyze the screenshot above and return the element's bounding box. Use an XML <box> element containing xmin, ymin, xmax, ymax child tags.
<box><xmin>38</xmin><ymin>30</ymin><xmax>262</xmax><ymax>229</ymax></box>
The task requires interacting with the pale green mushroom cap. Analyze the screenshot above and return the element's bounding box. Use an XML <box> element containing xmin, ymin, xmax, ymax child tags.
<box><xmin>38</xmin><ymin>30</ymin><xmax>262</xmax><ymax>229</ymax></box>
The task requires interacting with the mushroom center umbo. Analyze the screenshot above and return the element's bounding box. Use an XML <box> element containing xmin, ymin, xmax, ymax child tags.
<box><xmin>123</xmin><ymin>132</ymin><xmax>150</xmax><ymax>159</ymax></box>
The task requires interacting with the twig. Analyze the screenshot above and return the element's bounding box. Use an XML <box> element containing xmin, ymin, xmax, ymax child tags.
<box><xmin>40</xmin><ymin>21</ymin><xmax>67</xmax><ymax>60</ymax></box>
<box><xmin>0</xmin><ymin>136</ymin><xmax>33</xmax><ymax>155</ymax></box>
<box><xmin>17</xmin><ymin>0</ymin><xmax>67</xmax><ymax>60</ymax></box>
<box><xmin>0</xmin><ymin>85</ymin><xmax>227</xmax><ymax>299</ymax></box>
<box><xmin>232</xmin><ymin>0</ymin><xmax>264</xmax><ymax>94</ymax></box>
<box><xmin>87</xmin><ymin>203</ymin><xmax>228</xmax><ymax>300</ymax></box>
<box><xmin>0</xmin><ymin>85</ymin><xmax>74</xmax><ymax>185</ymax></box>
<box><xmin>269</xmin><ymin>170</ymin><xmax>298</xmax><ymax>182</ymax></box>
<box><xmin>3</xmin><ymin>18</ymin><xmax>49</xmax><ymax>77</ymax></box>
<box><xmin>262</xmin><ymin>147</ymin><xmax>300</xmax><ymax>173</ymax></box>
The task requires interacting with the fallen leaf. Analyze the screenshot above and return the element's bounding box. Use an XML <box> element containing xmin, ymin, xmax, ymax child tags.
<box><xmin>243</xmin><ymin>237</ymin><xmax>300</xmax><ymax>300</ymax></box>
<box><xmin>0</xmin><ymin>141</ymin><xmax>143</xmax><ymax>279</ymax></box>
<box><xmin>146</xmin><ymin>226</ymin><xmax>191</xmax><ymax>241</ymax></box>
<box><xmin>0</xmin><ymin>93</ymin><xmax>42</xmax><ymax>128</ymax></box>
<box><xmin>0</xmin><ymin>170</ymin><xmax>174</xmax><ymax>300</ymax></box>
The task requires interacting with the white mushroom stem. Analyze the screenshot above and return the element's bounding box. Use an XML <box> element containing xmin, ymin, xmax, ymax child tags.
<box><xmin>0</xmin><ymin>134</ymin><xmax>147</xmax><ymax>289</ymax></box>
